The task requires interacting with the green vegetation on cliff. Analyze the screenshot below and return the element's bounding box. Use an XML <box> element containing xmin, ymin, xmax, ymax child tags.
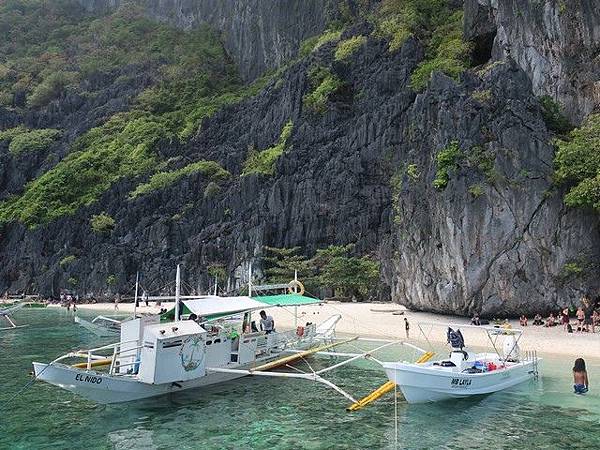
<box><xmin>303</xmin><ymin>66</ymin><xmax>343</xmax><ymax>114</ymax></box>
<box><xmin>433</xmin><ymin>141</ymin><xmax>462</xmax><ymax>190</ymax></box>
<box><xmin>242</xmin><ymin>121</ymin><xmax>294</xmax><ymax>176</ymax></box>
<box><xmin>334</xmin><ymin>35</ymin><xmax>367</xmax><ymax>61</ymax></box>
<box><xmin>90</xmin><ymin>212</ymin><xmax>115</xmax><ymax>234</ymax></box>
<box><xmin>371</xmin><ymin>0</ymin><xmax>470</xmax><ymax>90</ymax></box>
<box><xmin>0</xmin><ymin>127</ymin><xmax>62</xmax><ymax>155</ymax></box>
<box><xmin>0</xmin><ymin>113</ymin><xmax>167</xmax><ymax>226</ymax></box>
<box><xmin>130</xmin><ymin>160</ymin><xmax>230</xmax><ymax>198</ymax></box>
<box><xmin>0</xmin><ymin>2</ymin><xmax>257</xmax><ymax>227</ymax></box>
<box><xmin>554</xmin><ymin>114</ymin><xmax>600</xmax><ymax>210</ymax></box>
<box><xmin>410</xmin><ymin>11</ymin><xmax>471</xmax><ymax>90</ymax></box>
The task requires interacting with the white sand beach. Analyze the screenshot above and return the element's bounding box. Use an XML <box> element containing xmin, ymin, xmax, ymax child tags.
<box><xmin>61</xmin><ymin>301</ymin><xmax>600</xmax><ymax>359</ymax></box>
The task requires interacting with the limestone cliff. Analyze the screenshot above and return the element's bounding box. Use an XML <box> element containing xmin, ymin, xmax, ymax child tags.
<box><xmin>77</xmin><ymin>0</ymin><xmax>338</xmax><ymax>81</ymax></box>
<box><xmin>1</xmin><ymin>0</ymin><xmax>599</xmax><ymax>316</ymax></box>
<box><xmin>464</xmin><ymin>0</ymin><xmax>600</xmax><ymax>123</ymax></box>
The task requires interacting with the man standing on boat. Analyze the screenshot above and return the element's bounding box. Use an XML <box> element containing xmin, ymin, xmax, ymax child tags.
<box><xmin>259</xmin><ymin>310</ymin><xmax>275</xmax><ymax>334</ymax></box>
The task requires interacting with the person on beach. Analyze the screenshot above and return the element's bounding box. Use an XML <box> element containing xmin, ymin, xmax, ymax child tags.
<box><xmin>533</xmin><ymin>314</ymin><xmax>543</xmax><ymax>326</ymax></box>
<box><xmin>561</xmin><ymin>308</ymin><xmax>570</xmax><ymax>331</ymax></box>
<box><xmin>143</xmin><ymin>291</ymin><xmax>149</xmax><ymax>307</ymax></box>
<box><xmin>576</xmin><ymin>306</ymin><xmax>585</xmax><ymax>330</ymax></box>
<box><xmin>404</xmin><ymin>318</ymin><xmax>410</xmax><ymax>338</ymax></box>
<box><xmin>585</xmin><ymin>311</ymin><xmax>594</xmax><ymax>333</ymax></box>
<box><xmin>545</xmin><ymin>313</ymin><xmax>556</xmax><ymax>327</ymax></box>
<box><xmin>114</xmin><ymin>293</ymin><xmax>120</xmax><ymax>311</ymax></box>
<box><xmin>471</xmin><ymin>314</ymin><xmax>481</xmax><ymax>326</ymax></box>
<box><xmin>573</xmin><ymin>358</ymin><xmax>589</xmax><ymax>394</ymax></box>
<box><xmin>519</xmin><ymin>315</ymin><xmax>528</xmax><ymax>326</ymax></box>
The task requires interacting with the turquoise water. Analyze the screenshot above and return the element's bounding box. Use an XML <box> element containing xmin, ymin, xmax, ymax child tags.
<box><xmin>1</xmin><ymin>309</ymin><xmax>600</xmax><ymax>449</ymax></box>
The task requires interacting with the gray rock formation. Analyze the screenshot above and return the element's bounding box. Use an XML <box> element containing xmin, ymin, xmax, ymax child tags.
<box><xmin>382</xmin><ymin>62</ymin><xmax>600</xmax><ymax>316</ymax></box>
<box><xmin>77</xmin><ymin>0</ymin><xmax>338</xmax><ymax>81</ymax></box>
<box><xmin>464</xmin><ymin>0</ymin><xmax>600</xmax><ymax>123</ymax></box>
<box><xmin>1</xmin><ymin>1</ymin><xmax>599</xmax><ymax>316</ymax></box>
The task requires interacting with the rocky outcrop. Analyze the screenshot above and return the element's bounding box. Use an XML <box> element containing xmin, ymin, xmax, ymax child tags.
<box><xmin>77</xmin><ymin>0</ymin><xmax>339</xmax><ymax>81</ymax></box>
<box><xmin>1</xmin><ymin>2</ymin><xmax>599</xmax><ymax>316</ymax></box>
<box><xmin>464</xmin><ymin>0</ymin><xmax>600</xmax><ymax>123</ymax></box>
<box><xmin>382</xmin><ymin>62</ymin><xmax>600</xmax><ymax>316</ymax></box>
<box><xmin>2</xmin><ymin>21</ymin><xmax>598</xmax><ymax>315</ymax></box>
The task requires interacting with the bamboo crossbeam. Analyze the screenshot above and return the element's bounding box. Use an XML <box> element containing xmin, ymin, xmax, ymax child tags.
<box><xmin>252</xmin><ymin>336</ymin><xmax>359</xmax><ymax>372</ymax></box>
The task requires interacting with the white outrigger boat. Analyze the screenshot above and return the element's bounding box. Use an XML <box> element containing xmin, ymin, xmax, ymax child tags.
<box><xmin>378</xmin><ymin>323</ymin><xmax>541</xmax><ymax>404</ymax></box>
<box><xmin>32</xmin><ymin>266</ymin><xmax>394</xmax><ymax>404</ymax></box>
<box><xmin>31</xmin><ymin>265</ymin><xmax>542</xmax><ymax>407</ymax></box>
<box><xmin>0</xmin><ymin>301</ymin><xmax>27</xmax><ymax>330</ymax></box>
<box><xmin>74</xmin><ymin>315</ymin><xmax>123</xmax><ymax>337</ymax></box>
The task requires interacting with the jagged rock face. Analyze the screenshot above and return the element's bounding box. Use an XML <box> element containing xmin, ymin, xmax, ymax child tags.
<box><xmin>76</xmin><ymin>0</ymin><xmax>338</xmax><ymax>81</ymax></box>
<box><xmin>464</xmin><ymin>0</ymin><xmax>600</xmax><ymax>123</ymax></box>
<box><xmin>0</xmin><ymin>65</ymin><xmax>157</xmax><ymax>199</ymax></box>
<box><xmin>381</xmin><ymin>63</ymin><xmax>600</xmax><ymax>316</ymax></box>
<box><xmin>2</xmin><ymin>24</ymin><xmax>598</xmax><ymax>315</ymax></box>
<box><xmin>2</xmin><ymin>2</ymin><xmax>599</xmax><ymax>316</ymax></box>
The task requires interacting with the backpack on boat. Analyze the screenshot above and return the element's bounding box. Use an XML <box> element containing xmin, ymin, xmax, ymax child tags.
<box><xmin>447</xmin><ymin>327</ymin><xmax>465</xmax><ymax>349</ymax></box>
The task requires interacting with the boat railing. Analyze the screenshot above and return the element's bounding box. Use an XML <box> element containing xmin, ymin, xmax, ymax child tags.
<box><xmin>51</xmin><ymin>339</ymin><xmax>143</xmax><ymax>372</ymax></box>
<box><xmin>267</xmin><ymin>323</ymin><xmax>317</xmax><ymax>350</ymax></box>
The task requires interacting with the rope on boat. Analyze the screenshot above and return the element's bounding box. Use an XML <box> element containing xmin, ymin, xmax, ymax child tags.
<box><xmin>0</xmin><ymin>361</ymin><xmax>55</xmax><ymax>410</ymax></box>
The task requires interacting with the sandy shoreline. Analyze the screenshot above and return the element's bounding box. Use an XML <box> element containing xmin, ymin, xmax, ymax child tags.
<box><xmin>55</xmin><ymin>301</ymin><xmax>600</xmax><ymax>359</ymax></box>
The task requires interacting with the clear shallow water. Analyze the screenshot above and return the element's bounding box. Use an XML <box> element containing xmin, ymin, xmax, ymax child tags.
<box><xmin>1</xmin><ymin>308</ymin><xmax>599</xmax><ymax>449</ymax></box>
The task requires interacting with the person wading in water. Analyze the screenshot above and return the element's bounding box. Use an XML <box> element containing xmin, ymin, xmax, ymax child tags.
<box><xmin>573</xmin><ymin>358</ymin><xmax>589</xmax><ymax>394</ymax></box>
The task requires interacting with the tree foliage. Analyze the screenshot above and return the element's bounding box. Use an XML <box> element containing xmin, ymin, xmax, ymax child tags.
<box><xmin>303</xmin><ymin>66</ymin><xmax>343</xmax><ymax>114</ymax></box>
<box><xmin>262</xmin><ymin>244</ymin><xmax>380</xmax><ymax>299</ymax></box>
<box><xmin>0</xmin><ymin>127</ymin><xmax>62</xmax><ymax>155</ymax></box>
<box><xmin>539</xmin><ymin>96</ymin><xmax>572</xmax><ymax>135</ymax></box>
<box><xmin>554</xmin><ymin>114</ymin><xmax>600</xmax><ymax>210</ymax></box>
<box><xmin>90</xmin><ymin>212</ymin><xmax>115</xmax><ymax>234</ymax></box>
<box><xmin>0</xmin><ymin>3</ymin><xmax>259</xmax><ymax>227</ymax></box>
<box><xmin>334</xmin><ymin>35</ymin><xmax>367</xmax><ymax>61</ymax></box>
<box><xmin>433</xmin><ymin>141</ymin><xmax>462</xmax><ymax>190</ymax></box>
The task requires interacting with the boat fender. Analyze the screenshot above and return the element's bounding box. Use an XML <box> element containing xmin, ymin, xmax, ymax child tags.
<box><xmin>296</xmin><ymin>326</ymin><xmax>304</xmax><ymax>337</ymax></box>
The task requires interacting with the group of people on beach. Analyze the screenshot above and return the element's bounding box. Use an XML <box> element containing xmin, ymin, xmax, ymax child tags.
<box><xmin>524</xmin><ymin>298</ymin><xmax>599</xmax><ymax>333</ymax></box>
<box><xmin>471</xmin><ymin>296</ymin><xmax>600</xmax><ymax>335</ymax></box>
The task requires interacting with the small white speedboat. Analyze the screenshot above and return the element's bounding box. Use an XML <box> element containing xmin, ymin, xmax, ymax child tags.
<box><xmin>382</xmin><ymin>323</ymin><xmax>541</xmax><ymax>404</ymax></box>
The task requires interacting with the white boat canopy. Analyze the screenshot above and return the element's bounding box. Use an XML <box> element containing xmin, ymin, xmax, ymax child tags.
<box><xmin>182</xmin><ymin>296</ymin><xmax>266</xmax><ymax>318</ymax></box>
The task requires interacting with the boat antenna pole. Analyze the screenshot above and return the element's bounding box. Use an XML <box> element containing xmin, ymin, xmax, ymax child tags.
<box><xmin>248</xmin><ymin>262</ymin><xmax>252</xmax><ymax>297</ymax></box>
<box><xmin>175</xmin><ymin>264</ymin><xmax>181</xmax><ymax>322</ymax></box>
<box><xmin>294</xmin><ymin>270</ymin><xmax>298</xmax><ymax>329</ymax></box>
<box><xmin>214</xmin><ymin>275</ymin><xmax>218</xmax><ymax>296</ymax></box>
<box><xmin>133</xmin><ymin>271</ymin><xmax>139</xmax><ymax>319</ymax></box>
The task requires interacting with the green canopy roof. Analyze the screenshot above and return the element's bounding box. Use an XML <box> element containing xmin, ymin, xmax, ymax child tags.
<box><xmin>252</xmin><ymin>293</ymin><xmax>322</xmax><ymax>307</ymax></box>
<box><xmin>160</xmin><ymin>294</ymin><xmax>321</xmax><ymax>322</ymax></box>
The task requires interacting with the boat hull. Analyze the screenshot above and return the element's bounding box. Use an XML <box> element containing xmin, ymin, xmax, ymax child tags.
<box><xmin>383</xmin><ymin>359</ymin><xmax>540</xmax><ymax>404</ymax></box>
<box><xmin>32</xmin><ymin>362</ymin><xmax>249</xmax><ymax>404</ymax></box>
